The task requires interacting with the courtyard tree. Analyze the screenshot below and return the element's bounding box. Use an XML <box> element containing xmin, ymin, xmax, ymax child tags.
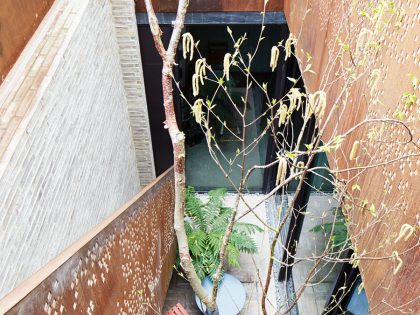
<box><xmin>143</xmin><ymin>0</ymin><xmax>419</xmax><ymax>314</ymax></box>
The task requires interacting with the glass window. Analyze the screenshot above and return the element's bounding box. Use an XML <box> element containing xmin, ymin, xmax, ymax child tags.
<box><xmin>178</xmin><ymin>25</ymin><xmax>284</xmax><ymax>191</ymax></box>
<box><xmin>345</xmin><ymin>277</ymin><xmax>370</xmax><ymax>315</ymax></box>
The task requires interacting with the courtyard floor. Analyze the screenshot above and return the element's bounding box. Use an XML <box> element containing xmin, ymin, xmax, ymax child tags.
<box><xmin>162</xmin><ymin>193</ymin><xmax>340</xmax><ymax>315</ymax></box>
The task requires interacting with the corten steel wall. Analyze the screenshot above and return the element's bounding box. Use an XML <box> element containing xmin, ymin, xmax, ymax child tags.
<box><xmin>0</xmin><ymin>0</ymin><xmax>54</xmax><ymax>83</ymax></box>
<box><xmin>0</xmin><ymin>168</ymin><xmax>176</xmax><ymax>315</ymax></box>
<box><xmin>0</xmin><ymin>0</ymin><xmax>154</xmax><ymax>299</ymax></box>
<box><xmin>135</xmin><ymin>0</ymin><xmax>283</xmax><ymax>12</ymax></box>
<box><xmin>284</xmin><ymin>1</ymin><xmax>419</xmax><ymax>313</ymax></box>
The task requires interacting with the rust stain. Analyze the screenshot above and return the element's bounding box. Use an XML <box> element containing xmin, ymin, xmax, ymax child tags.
<box><xmin>0</xmin><ymin>0</ymin><xmax>54</xmax><ymax>83</ymax></box>
<box><xmin>284</xmin><ymin>0</ymin><xmax>420</xmax><ymax>312</ymax></box>
<box><xmin>3</xmin><ymin>169</ymin><xmax>176</xmax><ymax>315</ymax></box>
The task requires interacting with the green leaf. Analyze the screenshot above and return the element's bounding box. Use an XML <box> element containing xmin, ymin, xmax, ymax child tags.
<box><xmin>184</xmin><ymin>187</ymin><xmax>262</xmax><ymax>277</ymax></box>
<box><xmin>207</xmin><ymin>232</ymin><xmax>223</xmax><ymax>252</ymax></box>
<box><xmin>320</xmin><ymin>145</ymin><xmax>331</xmax><ymax>153</ymax></box>
<box><xmin>394</xmin><ymin>110</ymin><xmax>405</xmax><ymax>121</ymax></box>
<box><xmin>304</xmin><ymin>63</ymin><xmax>313</xmax><ymax>72</ymax></box>
<box><xmin>226</xmin><ymin>244</ymin><xmax>240</xmax><ymax>268</ymax></box>
<box><xmin>310</xmin><ymin>207</ymin><xmax>349</xmax><ymax>254</ymax></box>
<box><xmin>304</xmin><ymin>143</ymin><xmax>313</xmax><ymax>151</ymax></box>
<box><xmin>369</xmin><ymin>204</ymin><xmax>377</xmax><ymax>217</ymax></box>
<box><xmin>233</xmin><ymin>222</ymin><xmax>263</xmax><ymax>234</ymax></box>
<box><xmin>188</xmin><ymin>233</ymin><xmax>207</xmax><ymax>256</ymax></box>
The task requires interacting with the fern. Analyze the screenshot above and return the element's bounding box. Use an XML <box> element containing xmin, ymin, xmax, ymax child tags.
<box><xmin>180</xmin><ymin>187</ymin><xmax>262</xmax><ymax>280</ymax></box>
<box><xmin>188</xmin><ymin>230</ymin><xmax>207</xmax><ymax>257</ymax></box>
<box><xmin>210</xmin><ymin>209</ymin><xmax>234</xmax><ymax>232</ymax></box>
<box><xmin>233</xmin><ymin>222</ymin><xmax>263</xmax><ymax>235</ymax></box>
<box><xmin>226</xmin><ymin>243</ymin><xmax>240</xmax><ymax>268</ymax></box>
<box><xmin>310</xmin><ymin>207</ymin><xmax>349</xmax><ymax>253</ymax></box>
<box><xmin>229</xmin><ymin>233</ymin><xmax>258</xmax><ymax>254</ymax></box>
<box><xmin>186</xmin><ymin>187</ymin><xmax>206</xmax><ymax>230</ymax></box>
<box><xmin>207</xmin><ymin>231</ymin><xmax>223</xmax><ymax>252</ymax></box>
<box><xmin>204</xmin><ymin>188</ymin><xmax>228</xmax><ymax>231</ymax></box>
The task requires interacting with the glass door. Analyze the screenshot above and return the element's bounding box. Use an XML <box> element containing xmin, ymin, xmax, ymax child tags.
<box><xmin>178</xmin><ymin>24</ymin><xmax>287</xmax><ymax>191</ymax></box>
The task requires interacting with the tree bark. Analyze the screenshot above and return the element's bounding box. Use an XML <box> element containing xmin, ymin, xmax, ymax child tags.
<box><xmin>144</xmin><ymin>0</ymin><xmax>212</xmax><ymax>308</ymax></box>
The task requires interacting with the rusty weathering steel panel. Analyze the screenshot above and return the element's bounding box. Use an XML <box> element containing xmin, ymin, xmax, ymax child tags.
<box><xmin>284</xmin><ymin>0</ymin><xmax>420</xmax><ymax>312</ymax></box>
<box><xmin>0</xmin><ymin>168</ymin><xmax>176</xmax><ymax>315</ymax></box>
<box><xmin>0</xmin><ymin>0</ymin><xmax>54</xmax><ymax>83</ymax></box>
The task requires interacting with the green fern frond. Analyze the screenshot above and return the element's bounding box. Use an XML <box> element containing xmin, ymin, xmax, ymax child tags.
<box><xmin>183</xmin><ymin>187</ymin><xmax>262</xmax><ymax>278</ymax></box>
<box><xmin>188</xmin><ymin>230</ymin><xmax>207</xmax><ymax>257</ymax></box>
<box><xmin>310</xmin><ymin>207</ymin><xmax>349</xmax><ymax>253</ymax></box>
<box><xmin>207</xmin><ymin>232</ymin><xmax>223</xmax><ymax>252</ymax></box>
<box><xmin>185</xmin><ymin>186</ymin><xmax>206</xmax><ymax>230</ymax></box>
<box><xmin>226</xmin><ymin>243</ymin><xmax>240</xmax><ymax>268</ymax></box>
<box><xmin>210</xmin><ymin>209</ymin><xmax>234</xmax><ymax>232</ymax></box>
<box><xmin>229</xmin><ymin>233</ymin><xmax>258</xmax><ymax>254</ymax></box>
<box><xmin>192</xmin><ymin>256</ymin><xmax>207</xmax><ymax>280</ymax></box>
<box><xmin>220</xmin><ymin>206</ymin><xmax>233</xmax><ymax>216</ymax></box>
<box><xmin>233</xmin><ymin>222</ymin><xmax>263</xmax><ymax>234</ymax></box>
<box><xmin>184</xmin><ymin>220</ymin><xmax>194</xmax><ymax>235</ymax></box>
<box><xmin>203</xmin><ymin>188</ymin><xmax>228</xmax><ymax>228</ymax></box>
<box><xmin>202</xmin><ymin>251</ymin><xmax>218</xmax><ymax>278</ymax></box>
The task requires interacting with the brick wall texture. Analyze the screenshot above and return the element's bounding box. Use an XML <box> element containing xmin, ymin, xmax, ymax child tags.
<box><xmin>111</xmin><ymin>0</ymin><xmax>156</xmax><ymax>185</ymax></box>
<box><xmin>0</xmin><ymin>0</ymin><xmax>153</xmax><ymax>298</ymax></box>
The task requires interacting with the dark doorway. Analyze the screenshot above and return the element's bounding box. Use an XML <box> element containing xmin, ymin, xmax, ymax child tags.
<box><xmin>138</xmin><ymin>21</ymin><xmax>290</xmax><ymax>190</ymax></box>
<box><xmin>179</xmin><ymin>24</ymin><xmax>289</xmax><ymax>191</ymax></box>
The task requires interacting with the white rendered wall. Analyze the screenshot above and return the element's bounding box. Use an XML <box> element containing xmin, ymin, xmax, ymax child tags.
<box><xmin>0</xmin><ymin>0</ymin><xmax>150</xmax><ymax>298</ymax></box>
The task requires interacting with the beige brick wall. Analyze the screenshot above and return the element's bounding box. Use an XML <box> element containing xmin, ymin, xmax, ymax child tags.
<box><xmin>111</xmin><ymin>0</ymin><xmax>156</xmax><ymax>186</ymax></box>
<box><xmin>0</xmin><ymin>0</ymin><xmax>151</xmax><ymax>298</ymax></box>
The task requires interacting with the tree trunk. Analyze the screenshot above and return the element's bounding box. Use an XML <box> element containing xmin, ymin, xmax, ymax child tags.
<box><xmin>144</xmin><ymin>0</ymin><xmax>212</xmax><ymax>307</ymax></box>
<box><xmin>162</xmin><ymin>66</ymin><xmax>212</xmax><ymax>306</ymax></box>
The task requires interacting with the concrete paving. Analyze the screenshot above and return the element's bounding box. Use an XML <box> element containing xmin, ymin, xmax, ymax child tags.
<box><xmin>290</xmin><ymin>193</ymin><xmax>342</xmax><ymax>315</ymax></box>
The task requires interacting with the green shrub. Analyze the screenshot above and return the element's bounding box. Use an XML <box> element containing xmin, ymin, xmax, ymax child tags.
<box><xmin>182</xmin><ymin>187</ymin><xmax>263</xmax><ymax>280</ymax></box>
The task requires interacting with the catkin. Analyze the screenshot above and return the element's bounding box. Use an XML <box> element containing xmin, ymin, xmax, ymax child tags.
<box><xmin>349</xmin><ymin>141</ymin><xmax>360</xmax><ymax>160</ymax></box>
<box><xmin>356</xmin><ymin>28</ymin><xmax>372</xmax><ymax>55</ymax></box>
<box><xmin>182</xmin><ymin>33</ymin><xmax>194</xmax><ymax>60</ymax></box>
<box><xmin>392</xmin><ymin>251</ymin><xmax>403</xmax><ymax>275</ymax></box>
<box><xmin>288</xmin><ymin>88</ymin><xmax>303</xmax><ymax>113</ymax></box>
<box><xmin>350</xmin><ymin>252</ymin><xmax>359</xmax><ymax>268</ymax></box>
<box><xmin>192</xmin><ymin>74</ymin><xmax>200</xmax><ymax>97</ymax></box>
<box><xmin>195</xmin><ymin>58</ymin><xmax>203</xmax><ymax>76</ymax></box>
<box><xmin>276</xmin><ymin>157</ymin><xmax>288</xmax><ymax>186</ymax></box>
<box><xmin>192</xmin><ymin>99</ymin><xmax>203</xmax><ymax>124</ymax></box>
<box><xmin>278</xmin><ymin>104</ymin><xmax>288</xmax><ymax>126</ymax></box>
<box><xmin>195</xmin><ymin>58</ymin><xmax>206</xmax><ymax>85</ymax></box>
<box><xmin>270</xmin><ymin>46</ymin><xmax>279</xmax><ymax>72</ymax></box>
<box><xmin>307</xmin><ymin>91</ymin><xmax>326</xmax><ymax>121</ymax></box>
<box><xmin>316</xmin><ymin>91</ymin><xmax>326</xmax><ymax>119</ymax></box>
<box><xmin>189</xmin><ymin>36</ymin><xmax>194</xmax><ymax>60</ymax></box>
<box><xmin>394</xmin><ymin>223</ymin><xmax>415</xmax><ymax>243</ymax></box>
<box><xmin>285</xmin><ymin>33</ymin><xmax>297</xmax><ymax>60</ymax></box>
<box><xmin>223</xmin><ymin>53</ymin><xmax>232</xmax><ymax>81</ymax></box>
<box><xmin>369</xmin><ymin>69</ymin><xmax>381</xmax><ymax>96</ymax></box>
